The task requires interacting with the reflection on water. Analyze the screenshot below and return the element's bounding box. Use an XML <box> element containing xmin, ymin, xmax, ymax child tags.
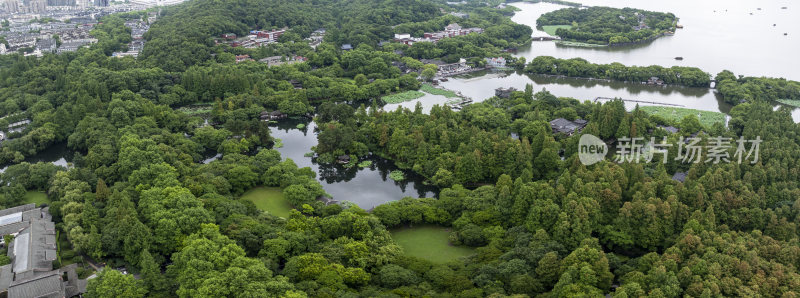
<box><xmin>510</xmin><ymin>0</ymin><xmax>800</xmax><ymax>80</ymax></box>
<box><xmin>793</xmin><ymin>109</ymin><xmax>800</xmax><ymax>123</ymax></box>
<box><xmin>440</xmin><ymin>70</ymin><xmax>732</xmax><ymax>113</ymax></box>
<box><xmin>270</xmin><ymin>119</ymin><xmax>437</xmax><ymax>210</ymax></box>
<box><xmin>0</xmin><ymin>142</ymin><xmax>72</xmax><ymax>173</ymax></box>
<box><xmin>774</xmin><ymin>105</ymin><xmax>800</xmax><ymax>123</ymax></box>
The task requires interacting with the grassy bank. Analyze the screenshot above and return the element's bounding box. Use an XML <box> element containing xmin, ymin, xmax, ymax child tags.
<box><xmin>777</xmin><ymin>99</ymin><xmax>800</xmax><ymax>108</ymax></box>
<box><xmin>23</xmin><ymin>191</ymin><xmax>49</xmax><ymax>206</ymax></box>
<box><xmin>640</xmin><ymin>106</ymin><xmax>726</xmax><ymax>128</ymax></box>
<box><xmin>381</xmin><ymin>90</ymin><xmax>425</xmax><ymax>104</ymax></box>
<box><xmin>420</xmin><ymin>84</ymin><xmax>459</xmax><ymax>98</ymax></box>
<box><xmin>390</xmin><ymin>225</ymin><xmax>475</xmax><ymax>263</ymax></box>
<box><xmin>555</xmin><ymin>40</ymin><xmax>607</xmax><ymax>47</ymax></box>
<box><xmin>241</xmin><ymin>187</ymin><xmax>293</xmax><ymax>218</ymax></box>
<box><xmin>176</xmin><ymin>103</ymin><xmax>213</xmax><ymax>115</ymax></box>
<box><xmin>541</xmin><ymin>25</ymin><xmax>571</xmax><ymax>36</ymax></box>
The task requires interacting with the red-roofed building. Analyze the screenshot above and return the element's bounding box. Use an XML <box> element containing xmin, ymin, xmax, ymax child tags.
<box><xmin>235</xmin><ymin>55</ymin><xmax>252</xmax><ymax>63</ymax></box>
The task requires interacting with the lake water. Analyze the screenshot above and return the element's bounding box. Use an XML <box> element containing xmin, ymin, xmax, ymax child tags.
<box><xmin>0</xmin><ymin>142</ymin><xmax>72</xmax><ymax>173</ymax></box>
<box><xmin>440</xmin><ymin>70</ymin><xmax>731</xmax><ymax>112</ymax></box>
<box><xmin>269</xmin><ymin>119</ymin><xmax>437</xmax><ymax>210</ymax></box>
<box><xmin>423</xmin><ymin>1</ymin><xmax>800</xmax><ymax>122</ymax></box>
<box><xmin>511</xmin><ymin>0</ymin><xmax>799</xmax><ymax>80</ymax></box>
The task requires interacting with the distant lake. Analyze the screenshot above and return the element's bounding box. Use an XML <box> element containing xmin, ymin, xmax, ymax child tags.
<box><xmin>440</xmin><ymin>70</ymin><xmax>731</xmax><ymax>112</ymax></box>
<box><xmin>511</xmin><ymin>0</ymin><xmax>799</xmax><ymax>80</ymax></box>
<box><xmin>424</xmin><ymin>1</ymin><xmax>800</xmax><ymax>122</ymax></box>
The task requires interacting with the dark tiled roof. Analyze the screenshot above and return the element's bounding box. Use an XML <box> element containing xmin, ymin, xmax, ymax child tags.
<box><xmin>0</xmin><ymin>264</ymin><xmax>12</xmax><ymax>291</ymax></box>
<box><xmin>658</xmin><ymin>125</ymin><xmax>680</xmax><ymax>134</ymax></box>
<box><xmin>672</xmin><ymin>172</ymin><xmax>687</xmax><ymax>182</ymax></box>
<box><xmin>8</xmin><ymin>273</ymin><xmax>63</xmax><ymax>298</ymax></box>
<box><xmin>0</xmin><ymin>204</ymin><xmax>35</xmax><ymax>217</ymax></box>
<box><xmin>0</xmin><ymin>206</ymin><xmax>87</xmax><ymax>297</ymax></box>
<box><xmin>550</xmin><ymin>118</ymin><xmax>585</xmax><ymax>134</ymax></box>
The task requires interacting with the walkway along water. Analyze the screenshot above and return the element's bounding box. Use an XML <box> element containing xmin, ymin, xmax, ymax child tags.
<box><xmin>594</xmin><ymin>97</ymin><xmax>686</xmax><ymax>107</ymax></box>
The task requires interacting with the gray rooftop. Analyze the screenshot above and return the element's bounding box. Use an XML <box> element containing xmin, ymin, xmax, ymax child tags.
<box><xmin>0</xmin><ymin>204</ymin><xmax>35</xmax><ymax>218</ymax></box>
<box><xmin>11</xmin><ymin>232</ymin><xmax>29</xmax><ymax>273</ymax></box>
<box><xmin>0</xmin><ymin>205</ymin><xmax>85</xmax><ymax>297</ymax></box>
<box><xmin>550</xmin><ymin>118</ymin><xmax>587</xmax><ymax>135</ymax></box>
<box><xmin>8</xmin><ymin>272</ymin><xmax>63</xmax><ymax>298</ymax></box>
<box><xmin>658</xmin><ymin>125</ymin><xmax>680</xmax><ymax>134</ymax></box>
<box><xmin>672</xmin><ymin>172</ymin><xmax>687</xmax><ymax>183</ymax></box>
<box><xmin>0</xmin><ymin>264</ymin><xmax>12</xmax><ymax>292</ymax></box>
<box><xmin>0</xmin><ymin>213</ymin><xmax>22</xmax><ymax>227</ymax></box>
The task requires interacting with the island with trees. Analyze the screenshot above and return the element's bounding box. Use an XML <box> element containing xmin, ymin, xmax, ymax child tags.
<box><xmin>525</xmin><ymin>56</ymin><xmax>712</xmax><ymax>88</ymax></box>
<box><xmin>537</xmin><ymin>6</ymin><xmax>678</xmax><ymax>46</ymax></box>
<box><xmin>715</xmin><ymin>70</ymin><xmax>800</xmax><ymax>105</ymax></box>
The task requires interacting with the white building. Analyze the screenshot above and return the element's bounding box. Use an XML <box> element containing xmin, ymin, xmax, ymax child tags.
<box><xmin>129</xmin><ymin>0</ymin><xmax>185</xmax><ymax>7</ymax></box>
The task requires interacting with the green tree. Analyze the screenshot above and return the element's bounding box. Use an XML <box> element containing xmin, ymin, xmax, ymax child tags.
<box><xmin>167</xmin><ymin>224</ymin><xmax>295</xmax><ymax>297</ymax></box>
<box><xmin>86</xmin><ymin>269</ymin><xmax>147</xmax><ymax>298</ymax></box>
<box><xmin>139</xmin><ymin>249</ymin><xmax>166</xmax><ymax>293</ymax></box>
<box><xmin>421</xmin><ymin>64</ymin><xmax>437</xmax><ymax>81</ymax></box>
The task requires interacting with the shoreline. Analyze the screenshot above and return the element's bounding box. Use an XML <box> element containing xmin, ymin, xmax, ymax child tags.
<box><xmin>554</xmin><ymin>31</ymin><xmax>673</xmax><ymax>48</ymax></box>
<box><xmin>525</xmin><ymin>73</ymin><xmax>712</xmax><ymax>89</ymax></box>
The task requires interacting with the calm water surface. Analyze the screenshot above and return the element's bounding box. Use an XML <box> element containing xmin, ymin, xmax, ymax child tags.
<box><xmin>511</xmin><ymin>0</ymin><xmax>799</xmax><ymax>79</ymax></box>
<box><xmin>428</xmin><ymin>1</ymin><xmax>800</xmax><ymax>122</ymax></box>
<box><xmin>270</xmin><ymin>120</ymin><xmax>436</xmax><ymax>209</ymax></box>
<box><xmin>0</xmin><ymin>142</ymin><xmax>72</xmax><ymax>173</ymax></box>
<box><xmin>441</xmin><ymin>70</ymin><xmax>731</xmax><ymax>112</ymax></box>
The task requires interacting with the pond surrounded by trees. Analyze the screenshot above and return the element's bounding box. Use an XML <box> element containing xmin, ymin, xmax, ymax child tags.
<box><xmin>269</xmin><ymin>119</ymin><xmax>437</xmax><ymax>210</ymax></box>
<box><xmin>0</xmin><ymin>142</ymin><xmax>72</xmax><ymax>173</ymax></box>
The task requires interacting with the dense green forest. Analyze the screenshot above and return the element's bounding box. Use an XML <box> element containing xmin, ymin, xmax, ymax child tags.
<box><xmin>715</xmin><ymin>70</ymin><xmax>800</xmax><ymax>105</ymax></box>
<box><xmin>142</xmin><ymin>0</ymin><xmax>530</xmax><ymax>71</ymax></box>
<box><xmin>537</xmin><ymin>6</ymin><xmax>677</xmax><ymax>45</ymax></box>
<box><xmin>1</xmin><ymin>0</ymin><xmax>800</xmax><ymax>297</ymax></box>
<box><xmin>141</xmin><ymin>0</ymin><xmax>436</xmax><ymax>71</ymax></box>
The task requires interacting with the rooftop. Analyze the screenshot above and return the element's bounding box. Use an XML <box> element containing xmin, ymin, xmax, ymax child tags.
<box><xmin>658</xmin><ymin>125</ymin><xmax>680</xmax><ymax>134</ymax></box>
<box><xmin>672</xmin><ymin>172</ymin><xmax>687</xmax><ymax>182</ymax></box>
<box><xmin>550</xmin><ymin>118</ymin><xmax>588</xmax><ymax>135</ymax></box>
<box><xmin>0</xmin><ymin>205</ymin><xmax>86</xmax><ymax>297</ymax></box>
